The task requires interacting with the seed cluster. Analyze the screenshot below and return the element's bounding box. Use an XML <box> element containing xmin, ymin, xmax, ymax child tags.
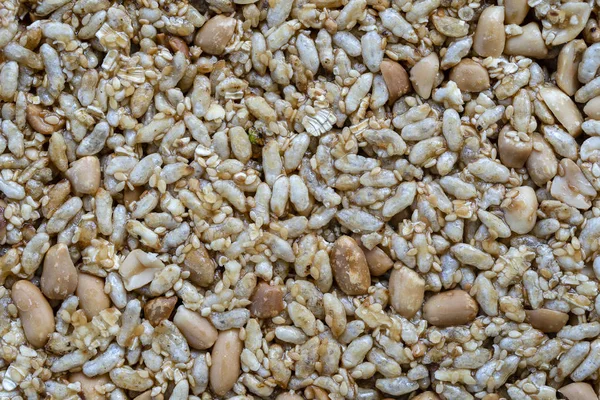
<box><xmin>2</xmin><ymin>0</ymin><xmax>600</xmax><ymax>399</ymax></box>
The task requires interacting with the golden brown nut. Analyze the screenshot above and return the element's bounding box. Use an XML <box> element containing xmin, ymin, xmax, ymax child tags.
<box><xmin>331</xmin><ymin>236</ymin><xmax>371</xmax><ymax>295</ymax></box>
<box><xmin>473</xmin><ymin>6</ymin><xmax>505</xmax><ymax>57</ymax></box>
<box><xmin>250</xmin><ymin>281</ymin><xmax>285</xmax><ymax>319</ymax></box>
<box><xmin>11</xmin><ymin>280</ymin><xmax>55</xmax><ymax>348</ymax></box>
<box><xmin>449</xmin><ymin>59</ymin><xmax>490</xmax><ymax>92</ymax></box>
<box><xmin>525</xmin><ymin>309</ymin><xmax>569</xmax><ymax>333</ymax></box>
<box><xmin>173</xmin><ymin>305</ymin><xmax>218</xmax><ymax>349</ymax></box>
<box><xmin>423</xmin><ymin>290</ymin><xmax>479</xmax><ymax>327</ymax></box>
<box><xmin>144</xmin><ymin>296</ymin><xmax>178</xmax><ymax>326</ymax></box>
<box><xmin>380</xmin><ymin>59</ymin><xmax>411</xmax><ymax>104</ymax></box>
<box><xmin>210</xmin><ymin>329</ymin><xmax>242</xmax><ymax>396</ymax></box>
<box><xmin>41</xmin><ymin>243</ymin><xmax>78</xmax><ymax>300</ymax></box>
<box><xmin>69</xmin><ymin>372</ymin><xmax>109</xmax><ymax>400</ymax></box>
<box><xmin>497</xmin><ymin>128</ymin><xmax>533</xmax><ymax>168</ymax></box>
<box><xmin>76</xmin><ymin>273</ymin><xmax>111</xmax><ymax>320</ymax></box>
<box><xmin>195</xmin><ymin>15</ymin><xmax>236</xmax><ymax>55</ymax></box>
<box><xmin>389</xmin><ymin>267</ymin><xmax>425</xmax><ymax>318</ymax></box>
<box><xmin>183</xmin><ymin>246</ymin><xmax>216</xmax><ymax>287</ymax></box>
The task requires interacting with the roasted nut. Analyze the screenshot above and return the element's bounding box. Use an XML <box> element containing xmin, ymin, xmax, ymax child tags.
<box><xmin>167</xmin><ymin>35</ymin><xmax>190</xmax><ymax>58</ymax></box>
<box><xmin>250</xmin><ymin>281</ymin><xmax>285</xmax><ymax>318</ymax></box>
<box><xmin>77</xmin><ymin>273</ymin><xmax>111</xmax><ymax>320</ymax></box>
<box><xmin>558</xmin><ymin>382</ymin><xmax>598</xmax><ymax>400</ymax></box>
<box><xmin>144</xmin><ymin>296</ymin><xmax>178</xmax><ymax>326</ymax></box>
<box><xmin>556</xmin><ymin>40</ymin><xmax>587</xmax><ymax>96</ymax></box>
<box><xmin>504</xmin><ymin>22</ymin><xmax>548</xmax><ymax>58</ymax></box>
<box><xmin>423</xmin><ymin>290</ymin><xmax>479</xmax><ymax>327</ymax></box>
<box><xmin>41</xmin><ymin>243</ymin><xmax>78</xmax><ymax>300</ymax></box>
<box><xmin>173</xmin><ymin>305</ymin><xmax>218</xmax><ymax>349</ymax></box>
<box><xmin>449</xmin><ymin>59</ymin><xmax>490</xmax><ymax>92</ymax></box>
<box><xmin>389</xmin><ymin>267</ymin><xmax>425</xmax><ymax>318</ymax></box>
<box><xmin>525</xmin><ymin>309</ymin><xmax>569</xmax><ymax>333</ymax></box>
<box><xmin>473</xmin><ymin>6</ymin><xmax>505</xmax><ymax>57</ymax></box>
<box><xmin>551</xmin><ymin>159</ymin><xmax>597</xmax><ymax>210</ymax></box>
<box><xmin>413</xmin><ymin>392</ymin><xmax>441</xmax><ymax>400</ymax></box>
<box><xmin>183</xmin><ymin>246</ymin><xmax>215</xmax><ymax>287</ymax></box>
<box><xmin>539</xmin><ymin>85</ymin><xmax>583</xmax><ymax>137</ymax></box>
<box><xmin>11</xmin><ymin>280</ymin><xmax>55</xmax><ymax>348</ymax></box>
<box><xmin>497</xmin><ymin>128</ymin><xmax>533</xmax><ymax>168</ymax></box>
<box><xmin>361</xmin><ymin>245</ymin><xmax>394</xmax><ymax>276</ymax></box>
<box><xmin>65</xmin><ymin>156</ymin><xmax>101</xmax><ymax>195</ymax></box>
<box><xmin>410</xmin><ymin>53</ymin><xmax>439</xmax><ymax>99</ymax></box>
<box><xmin>380</xmin><ymin>59</ymin><xmax>411</xmax><ymax>104</ymax></box>
<box><xmin>69</xmin><ymin>372</ymin><xmax>110</xmax><ymax>400</ymax></box>
<box><xmin>119</xmin><ymin>249</ymin><xmax>165</xmax><ymax>291</ymax></box>
<box><xmin>210</xmin><ymin>329</ymin><xmax>243</xmax><ymax>396</ymax></box>
<box><xmin>331</xmin><ymin>236</ymin><xmax>371</xmax><ymax>295</ymax></box>
<box><xmin>527</xmin><ymin>133</ymin><xmax>558</xmax><ymax>187</ymax></box>
<box><xmin>504</xmin><ymin>0</ymin><xmax>529</xmax><ymax>24</ymax></box>
<box><xmin>195</xmin><ymin>15</ymin><xmax>236</xmax><ymax>55</ymax></box>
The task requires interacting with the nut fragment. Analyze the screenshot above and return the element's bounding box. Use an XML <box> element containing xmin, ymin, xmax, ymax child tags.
<box><xmin>551</xmin><ymin>159</ymin><xmax>597</xmax><ymax>210</ymax></box>
<box><xmin>195</xmin><ymin>15</ymin><xmax>236</xmax><ymax>55</ymax></box>
<box><xmin>497</xmin><ymin>128</ymin><xmax>532</xmax><ymax>169</ymax></box>
<box><xmin>11</xmin><ymin>280</ymin><xmax>55</xmax><ymax>348</ymax></box>
<box><xmin>525</xmin><ymin>309</ymin><xmax>569</xmax><ymax>333</ymax></box>
<box><xmin>119</xmin><ymin>249</ymin><xmax>165</xmax><ymax>291</ymax></box>
<box><xmin>423</xmin><ymin>290</ymin><xmax>479</xmax><ymax>327</ymax></box>
<box><xmin>473</xmin><ymin>6</ymin><xmax>505</xmax><ymax>57</ymax></box>
<box><xmin>527</xmin><ymin>133</ymin><xmax>558</xmax><ymax>187</ymax></box>
<box><xmin>389</xmin><ymin>267</ymin><xmax>425</xmax><ymax>318</ymax></box>
<box><xmin>449</xmin><ymin>59</ymin><xmax>490</xmax><ymax>92</ymax></box>
<box><xmin>502</xmin><ymin>186</ymin><xmax>538</xmax><ymax>234</ymax></box>
<box><xmin>41</xmin><ymin>243</ymin><xmax>78</xmax><ymax>300</ymax></box>
<box><xmin>144</xmin><ymin>296</ymin><xmax>178</xmax><ymax>326</ymax></box>
<box><xmin>331</xmin><ymin>236</ymin><xmax>371</xmax><ymax>295</ymax></box>
<box><xmin>558</xmin><ymin>383</ymin><xmax>598</xmax><ymax>400</ymax></box>
<box><xmin>410</xmin><ymin>53</ymin><xmax>439</xmax><ymax>99</ymax></box>
<box><xmin>557</xmin><ymin>40</ymin><xmax>587</xmax><ymax>96</ymax></box>
<box><xmin>504</xmin><ymin>0</ymin><xmax>529</xmax><ymax>24</ymax></box>
<box><xmin>504</xmin><ymin>22</ymin><xmax>548</xmax><ymax>58</ymax></box>
<box><xmin>65</xmin><ymin>156</ymin><xmax>101</xmax><ymax>195</ymax></box>
<box><xmin>539</xmin><ymin>86</ymin><xmax>583</xmax><ymax>137</ymax></box>
<box><xmin>76</xmin><ymin>273</ymin><xmax>111</xmax><ymax>320</ymax></box>
<box><xmin>380</xmin><ymin>59</ymin><xmax>411</xmax><ymax>104</ymax></box>
<box><xmin>250</xmin><ymin>282</ymin><xmax>285</xmax><ymax>319</ymax></box>
<box><xmin>69</xmin><ymin>372</ymin><xmax>109</xmax><ymax>400</ymax></box>
<box><xmin>183</xmin><ymin>246</ymin><xmax>216</xmax><ymax>287</ymax></box>
<box><xmin>361</xmin><ymin>245</ymin><xmax>394</xmax><ymax>276</ymax></box>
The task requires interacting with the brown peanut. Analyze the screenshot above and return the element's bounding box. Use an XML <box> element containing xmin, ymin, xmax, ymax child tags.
<box><xmin>76</xmin><ymin>273</ymin><xmax>111</xmax><ymax>320</ymax></box>
<box><xmin>11</xmin><ymin>280</ymin><xmax>55</xmax><ymax>348</ymax></box>
<box><xmin>423</xmin><ymin>290</ymin><xmax>479</xmax><ymax>327</ymax></box>
<box><xmin>41</xmin><ymin>243</ymin><xmax>78</xmax><ymax>300</ymax></box>
<box><xmin>210</xmin><ymin>329</ymin><xmax>243</xmax><ymax>396</ymax></box>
